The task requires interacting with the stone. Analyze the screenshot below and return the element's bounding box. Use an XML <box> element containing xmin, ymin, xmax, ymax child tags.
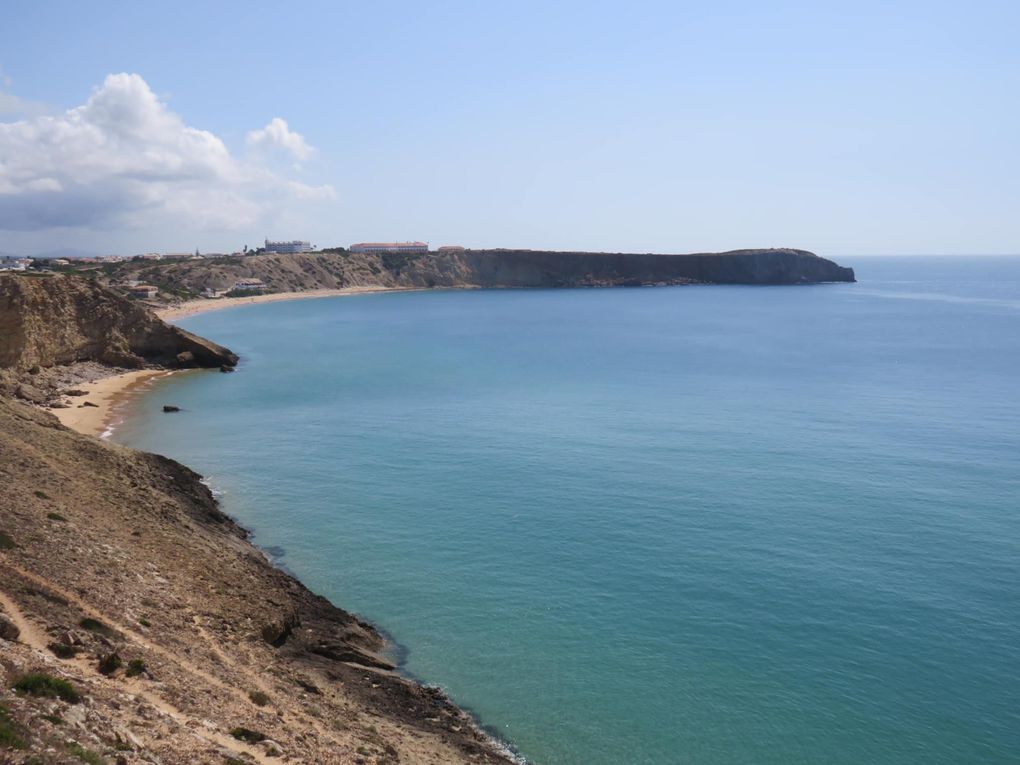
<box><xmin>261</xmin><ymin>613</ymin><xmax>299</xmax><ymax>647</ymax></box>
<box><xmin>0</xmin><ymin>614</ymin><xmax>20</xmax><ymax>641</ymax></box>
<box><xmin>162</xmin><ymin>405</ymin><xmax>181</xmax><ymax>413</ymax></box>
<box><xmin>15</xmin><ymin>383</ymin><xmax>48</xmax><ymax>404</ymax></box>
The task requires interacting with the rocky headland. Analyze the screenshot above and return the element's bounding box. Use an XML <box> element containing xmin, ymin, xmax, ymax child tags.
<box><xmin>0</xmin><ymin>275</ymin><xmax>517</xmax><ymax>765</ymax></box>
<box><xmin>90</xmin><ymin>247</ymin><xmax>855</xmax><ymax>306</ymax></box>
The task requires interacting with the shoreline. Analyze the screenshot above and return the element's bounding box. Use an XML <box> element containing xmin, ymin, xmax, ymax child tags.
<box><xmin>46</xmin><ymin>302</ymin><xmax>526</xmax><ymax>760</ymax></box>
<box><xmin>50</xmin><ymin>368</ymin><xmax>175</xmax><ymax>437</ymax></box>
<box><xmin>155</xmin><ymin>285</ymin><xmax>412</xmax><ymax>321</ymax></box>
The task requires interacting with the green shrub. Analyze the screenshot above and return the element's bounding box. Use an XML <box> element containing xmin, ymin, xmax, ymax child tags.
<box><xmin>97</xmin><ymin>653</ymin><xmax>122</xmax><ymax>676</ymax></box>
<box><xmin>0</xmin><ymin>531</ymin><xmax>16</xmax><ymax>549</ymax></box>
<box><xmin>229</xmin><ymin>727</ymin><xmax>266</xmax><ymax>743</ymax></box>
<box><xmin>47</xmin><ymin>512</ymin><xmax>68</xmax><ymax>522</ymax></box>
<box><xmin>125</xmin><ymin>659</ymin><xmax>146</xmax><ymax>677</ymax></box>
<box><xmin>48</xmin><ymin>641</ymin><xmax>79</xmax><ymax>659</ymax></box>
<box><xmin>33</xmin><ymin>490</ymin><xmax>50</xmax><ymax>500</ymax></box>
<box><xmin>79</xmin><ymin>618</ymin><xmax>116</xmax><ymax>637</ymax></box>
<box><xmin>0</xmin><ymin>704</ymin><xmax>27</xmax><ymax>749</ymax></box>
<box><xmin>248</xmin><ymin>690</ymin><xmax>269</xmax><ymax>707</ymax></box>
<box><xmin>67</xmin><ymin>742</ymin><xmax>106</xmax><ymax>764</ymax></box>
<box><xmin>13</xmin><ymin>673</ymin><xmax>81</xmax><ymax>703</ymax></box>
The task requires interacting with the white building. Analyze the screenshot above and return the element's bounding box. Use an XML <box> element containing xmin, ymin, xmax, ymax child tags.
<box><xmin>349</xmin><ymin>241</ymin><xmax>429</xmax><ymax>254</ymax></box>
<box><xmin>264</xmin><ymin>239</ymin><xmax>312</xmax><ymax>254</ymax></box>
<box><xmin>0</xmin><ymin>256</ymin><xmax>31</xmax><ymax>271</ymax></box>
<box><xmin>230</xmin><ymin>278</ymin><xmax>267</xmax><ymax>292</ymax></box>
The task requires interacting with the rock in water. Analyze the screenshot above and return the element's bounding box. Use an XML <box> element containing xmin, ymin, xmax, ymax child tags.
<box><xmin>162</xmin><ymin>405</ymin><xmax>181</xmax><ymax>413</ymax></box>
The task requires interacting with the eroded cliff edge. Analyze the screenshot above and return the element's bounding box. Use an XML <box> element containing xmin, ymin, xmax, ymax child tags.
<box><xmin>0</xmin><ymin>274</ymin><xmax>238</xmax><ymax>372</ymax></box>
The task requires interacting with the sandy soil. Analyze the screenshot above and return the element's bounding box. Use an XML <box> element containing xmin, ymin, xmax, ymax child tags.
<box><xmin>156</xmin><ymin>286</ymin><xmax>408</xmax><ymax>321</ymax></box>
<box><xmin>49</xmin><ymin>369</ymin><xmax>171</xmax><ymax>437</ymax></box>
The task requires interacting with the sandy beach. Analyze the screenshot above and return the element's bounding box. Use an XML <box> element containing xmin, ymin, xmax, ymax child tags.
<box><xmin>52</xmin><ymin>288</ymin><xmax>406</xmax><ymax>437</ymax></box>
<box><xmin>51</xmin><ymin>288</ymin><xmax>406</xmax><ymax>437</ymax></box>
<box><xmin>50</xmin><ymin>368</ymin><xmax>172</xmax><ymax>437</ymax></box>
<box><xmin>156</xmin><ymin>285</ymin><xmax>405</xmax><ymax>321</ymax></box>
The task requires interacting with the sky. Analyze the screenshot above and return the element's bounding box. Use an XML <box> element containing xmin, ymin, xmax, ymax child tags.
<box><xmin>1</xmin><ymin>0</ymin><xmax>1018</xmax><ymax>256</ymax></box>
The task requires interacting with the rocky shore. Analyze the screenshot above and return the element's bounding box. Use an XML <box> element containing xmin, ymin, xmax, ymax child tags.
<box><xmin>0</xmin><ymin>275</ymin><xmax>519</xmax><ymax>764</ymax></box>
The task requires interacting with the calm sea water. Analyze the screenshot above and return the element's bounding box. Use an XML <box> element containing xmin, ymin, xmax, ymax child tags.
<box><xmin>115</xmin><ymin>257</ymin><xmax>1020</xmax><ymax>764</ymax></box>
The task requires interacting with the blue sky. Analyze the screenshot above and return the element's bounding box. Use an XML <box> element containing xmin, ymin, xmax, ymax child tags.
<box><xmin>1</xmin><ymin>0</ymin><xmax>1018</xmax><ymax>255</ymax></box>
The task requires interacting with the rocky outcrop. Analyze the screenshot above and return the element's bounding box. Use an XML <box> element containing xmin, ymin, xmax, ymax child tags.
<box><xmin>0</xmin><ymin>273</ymin><xmax>238</xmax><ymax>372</ymax></box>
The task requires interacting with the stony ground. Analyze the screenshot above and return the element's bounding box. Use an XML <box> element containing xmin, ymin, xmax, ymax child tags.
<box><xmin>0</xmin><ymin>398</ymin><xmax>518</xmax><ymax>765</ymax></box>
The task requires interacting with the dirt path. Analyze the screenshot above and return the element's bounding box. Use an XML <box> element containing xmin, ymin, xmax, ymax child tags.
<box><xmin>0</xmin><ymin>588</ymin><xmax>49</xmax><ymax>651</ymax></box>
<box><xmin>0</xmin><ymin>559</ymin><xmax>274</xmax><ymax>763</ymax></box>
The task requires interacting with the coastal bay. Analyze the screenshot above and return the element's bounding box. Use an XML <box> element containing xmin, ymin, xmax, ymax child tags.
<box><xmin>115</xmin><ymin>257</ymin><xmax>1020</xmax><ymax>764</ymax></box>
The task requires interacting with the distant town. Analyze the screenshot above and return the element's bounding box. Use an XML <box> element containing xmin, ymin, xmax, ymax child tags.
<box><xmin>0</xmin><ymin>239</ymin><xmax>467</xmax><ymax>270</ymax></box>
<box><xmin>0</xmin><ymin>239</ymin><xmax>468</xmax><ymax>301</ymax></box>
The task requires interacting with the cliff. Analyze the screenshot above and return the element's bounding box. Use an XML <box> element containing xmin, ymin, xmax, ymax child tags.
<box><xmin>0</xmin><ymin>396</ymin><xmax>517</xmax><ymax>764</ymax></box>
<box><xmin>109</xmin><ymin>247</ymin><xmax>854</xmax><ymax>298</ymax></box>
<box><xmin>0</xmin><ymin>274</ymin><xmax>238</xmax><ymax>372</ymax></box>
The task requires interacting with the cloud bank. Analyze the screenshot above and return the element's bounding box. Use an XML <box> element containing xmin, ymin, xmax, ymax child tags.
<box><xmin>0</xmin><ymin>73</ymin><xmax>333</xmax><ymax>232</ymax></box>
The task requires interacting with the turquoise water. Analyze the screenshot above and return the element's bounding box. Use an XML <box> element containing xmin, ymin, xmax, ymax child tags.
<box><xmin>116</xmin><ymin>257</ymin><xmax>1020</xmax><ymax>764</ymax></box>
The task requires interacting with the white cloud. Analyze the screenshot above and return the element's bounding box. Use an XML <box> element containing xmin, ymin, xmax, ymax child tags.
<box><xmin>246</xmin><ymin>117</ymin><xmax>315</xmax><ymax>161</ymax></box>
<box><xmin>0</xmin><ymin>73</ymin><xmax>333</xmax><ymax>232</ymax></box>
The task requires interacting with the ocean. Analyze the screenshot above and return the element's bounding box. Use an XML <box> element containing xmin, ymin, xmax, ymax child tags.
<box><xmin>114</xmin><ymin>256</ymin><xmax>1020</xmax><ymax>764</ymax></box>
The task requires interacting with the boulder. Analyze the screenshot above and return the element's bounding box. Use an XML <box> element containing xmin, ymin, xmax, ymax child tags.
<box><xmin>15</xmin><ymin>383</ymin><xmax>48</xmax><ymax>405</ymax></box>
<box><xmin>176</xmin><ymin>351</ymin><xmax>196</xmax><ymax>368</ymax></box>
<box><xmin>162</xmin><ymin>405</ymin><xmax>181</xmax><ymax>413</ymax></box>
<box><xmin>261</xmin><ymin>613</ymin><xmax>300</xmax><ymax>647</ymax></box>
<box><xmin>0</xmin><ymin>614</ymin><xmax>20</xmax><ymax>641</ymax></box>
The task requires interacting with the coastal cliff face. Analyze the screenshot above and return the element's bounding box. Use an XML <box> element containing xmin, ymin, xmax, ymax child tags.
<box><xmin>0</xmin><ymin>397</ymin><xmax>517</xmax><ymax>764</ymax></box>
<box><xmin>114</xmin><ymin>247</ymin><xmax>855</xmax><ymax>297</ymax></box>
<box><xmin>0</xmin><ymin>274</ymin><xmax>238</xmax><ymax>372</ymax></box>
